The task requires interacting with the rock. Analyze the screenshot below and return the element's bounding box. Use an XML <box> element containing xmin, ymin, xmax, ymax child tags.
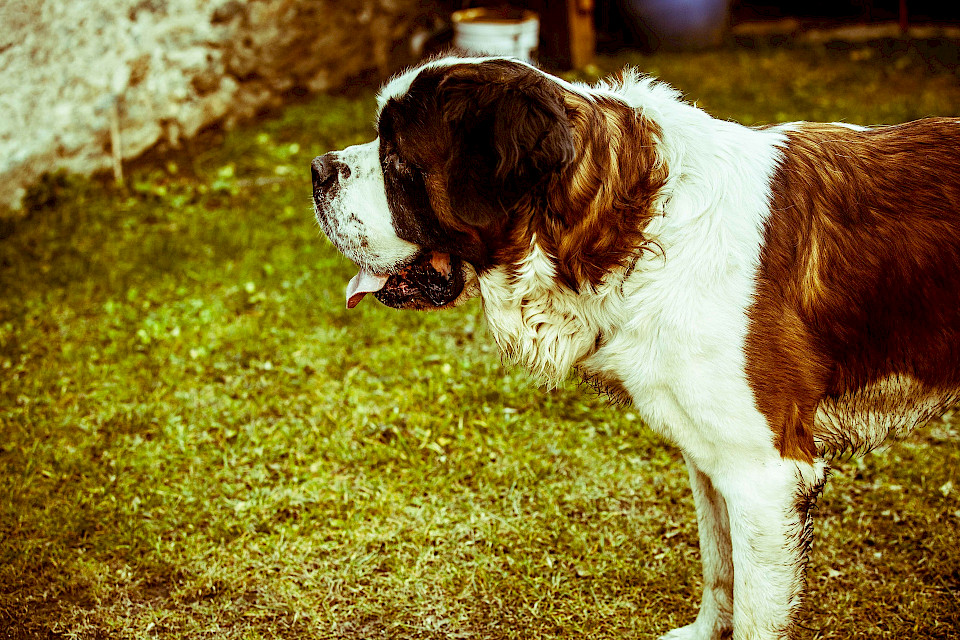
<box><xmin>0</xmin><ymin>0</ymin><xmax>438</xmax><ymax>210</ymax></box>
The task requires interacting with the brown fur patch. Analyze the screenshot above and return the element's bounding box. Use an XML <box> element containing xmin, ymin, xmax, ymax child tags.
<box><xmin>380</xmin><ymin>60</ymin><xmax>669</xmax><ymax>294</ymax></box>
<box><xmin>500</xmin><ymin>92</ymin><xmax>669</xmax><ymax>292</ymax></box>
<box><xmin>746</xmin><ymin>119</ymin><xmax>960</xmax><ymax>461</ymax></box>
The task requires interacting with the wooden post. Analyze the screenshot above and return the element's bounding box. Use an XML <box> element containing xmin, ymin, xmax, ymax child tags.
<box><xmin>567</xmin><ymin>0</ymin><xmax>595</xmax><ymax>69</ymax></box>
<box><xmin>530</xmin><ymin>0</ymin><xmax>595</xmax><ymax>70</ymax></box>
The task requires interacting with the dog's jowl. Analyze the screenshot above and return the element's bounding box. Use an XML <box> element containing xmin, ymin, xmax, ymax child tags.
<box><xmin>312</xmin><ymin>55</ymin><xmax>960</xmax><ymax>640</ymax></box>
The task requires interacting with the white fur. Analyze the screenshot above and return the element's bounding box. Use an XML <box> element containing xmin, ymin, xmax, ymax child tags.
<box><xmin>815</xmin><ymin>373</ymin><xmax>957</xmax><ymax>453</ymax></box>
<box><xmin>479</xmin><ymin>236</ymin><xmax>624</xmax><ymax>385</ymax></box>
<box><xmin>315</xmin><ymin>140</ymin><xmax>419</xmax><ymax>273</ymax></box>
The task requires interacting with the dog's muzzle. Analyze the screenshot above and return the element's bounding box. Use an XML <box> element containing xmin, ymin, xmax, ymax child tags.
<box><xmin>309</xmin><ymin>152</ymin><xmax>467</xmax><ymax>310</ymax></box>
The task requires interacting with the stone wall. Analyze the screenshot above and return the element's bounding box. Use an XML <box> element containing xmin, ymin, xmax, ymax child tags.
<box><xmin>0</xmin><ymin>0</ymin><xmax>437</xmax><ymax>210</ymax></box>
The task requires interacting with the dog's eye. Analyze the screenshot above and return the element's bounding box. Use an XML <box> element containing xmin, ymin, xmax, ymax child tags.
<box><xmin>383</xmin><ymin>151</ymin><xmax>410</xmax><ymax>175</ymax></box>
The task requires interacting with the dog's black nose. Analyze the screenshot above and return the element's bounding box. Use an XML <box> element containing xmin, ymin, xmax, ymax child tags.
<box><xmin>310</xmin><ymin>154</ymin><xmax>332</xmax><ymax>186</ymax></box>
<box><xmin>311</xmin><ymin>153</ymin><xmax>350</xmax><ymax>192</ymax></box>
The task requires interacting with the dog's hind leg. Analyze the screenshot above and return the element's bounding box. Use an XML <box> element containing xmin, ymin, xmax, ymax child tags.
<box><xmin>659</xmin><ymin>455</ymin><xmax>734</xmax><ymax>640</ymax></box>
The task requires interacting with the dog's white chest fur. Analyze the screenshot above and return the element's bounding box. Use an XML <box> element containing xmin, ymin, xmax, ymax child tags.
<box><xmin>479</xmin><ymin>97</ymin><xmax>790</xmax><ymax>470</ymax></box>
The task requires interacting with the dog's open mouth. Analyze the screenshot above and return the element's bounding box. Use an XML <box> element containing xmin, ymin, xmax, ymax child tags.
<box><xmin>346</xmin><ymin>252</ymin><xmax>465</xmax><ymax>310</ymax></box>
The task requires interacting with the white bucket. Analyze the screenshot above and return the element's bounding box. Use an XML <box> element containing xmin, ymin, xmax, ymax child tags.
<box><xmin>452</xmin><ymin>8</ymin><xmax>540</xmax><ymax>61</ymax></box>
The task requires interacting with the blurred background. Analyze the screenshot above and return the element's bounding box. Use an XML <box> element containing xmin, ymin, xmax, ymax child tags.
<box><xmin>1</xmin><ymin>0</ymin><xmax>959</xmax><ymax>211</ymax></box>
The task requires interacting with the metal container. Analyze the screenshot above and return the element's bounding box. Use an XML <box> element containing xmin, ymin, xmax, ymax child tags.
<box><xmin>452</xmin><ymin>8</ymin><xmax>540</xmax><ymax>61</ymax></box>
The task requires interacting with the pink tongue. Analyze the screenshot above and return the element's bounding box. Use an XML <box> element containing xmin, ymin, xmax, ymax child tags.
<box><xmin>346</xmin><ymin>270</ymin><xmax>390</xmax><ymax>308</ymax></box>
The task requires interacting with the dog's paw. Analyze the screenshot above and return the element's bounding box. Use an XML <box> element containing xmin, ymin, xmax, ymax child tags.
<box><xmin>658</xmin><ymin>622</ymin><xmax>731</xmax><ymax>640</ymax></box>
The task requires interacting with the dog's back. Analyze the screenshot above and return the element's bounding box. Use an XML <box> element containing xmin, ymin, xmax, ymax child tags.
<box><xmin>746</xmin><ymin>118</ymin><xmax>960</xmax><ymax>458</ymax></box>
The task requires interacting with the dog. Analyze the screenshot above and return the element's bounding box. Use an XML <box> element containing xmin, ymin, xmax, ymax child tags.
<box><xmin>310</xmin><ymin>55</ymin><xmax>960</xmax><ymax>639</ymax></box>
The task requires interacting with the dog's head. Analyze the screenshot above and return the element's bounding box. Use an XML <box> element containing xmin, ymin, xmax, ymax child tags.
<box><xmin>312</xmin><ymin>57</ymin><xmax>667</xmax><ymax>310</ymax></box>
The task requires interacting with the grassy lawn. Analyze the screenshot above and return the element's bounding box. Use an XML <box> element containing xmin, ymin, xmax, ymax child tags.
<box><xmin>2</xmin><ymin>42</ymin><xmax>960</xmax><ymax>639</ymax></box>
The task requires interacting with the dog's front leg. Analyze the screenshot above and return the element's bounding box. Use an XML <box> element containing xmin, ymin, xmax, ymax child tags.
<box><xmin>659</xmin><ymin>455</ymin><xmax>734</xmax><ymax>640</ymax></box>
<box><xmin>711</xmin><ymin>457</ymin><xmax>826</xmax><ymax>640</ymax></box>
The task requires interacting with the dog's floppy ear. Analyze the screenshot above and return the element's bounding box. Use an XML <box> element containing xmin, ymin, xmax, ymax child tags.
<box><xmin>438</xmin><ymin>61</ymin><xmax>576</xmax><ymax>227</ymax></box>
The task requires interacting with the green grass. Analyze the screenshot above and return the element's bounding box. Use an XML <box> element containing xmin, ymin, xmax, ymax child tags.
<box><xmin>2</xmin><ymin>42</ymin><xmax>960</xmax><ymax>639</ymax></box>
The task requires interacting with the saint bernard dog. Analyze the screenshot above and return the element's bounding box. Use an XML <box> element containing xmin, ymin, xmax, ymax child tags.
<box><xmin>311</xmin><ymin>55</ymin><xmax>960</xmax><ymax>639</ymax></box>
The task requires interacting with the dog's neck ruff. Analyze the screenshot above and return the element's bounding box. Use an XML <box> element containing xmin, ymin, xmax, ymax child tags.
<box><xmin>474</xmin><ymin>70</ymin><xmax>785</xmax><ymax>395</ymax></box>
<box><xmin>478</xmin><ymin>236</ymin><xmax>634</xmax><ymax>385</ymax></box>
